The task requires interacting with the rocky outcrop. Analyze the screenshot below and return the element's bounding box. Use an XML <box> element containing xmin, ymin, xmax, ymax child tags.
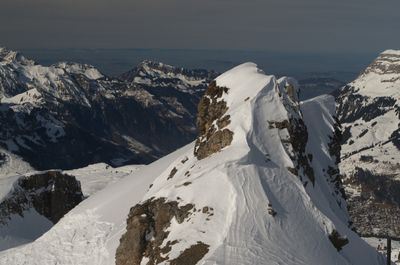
<box><xmin>0</xmin><ymin>170</ymin><xmax>84</xmax><ymax>224</ymax></box>
<box><xmin>328</xmin><ymin>120</ymin><xmax>347</xmax><ymax>201</ymax></box>
<box><xmin>270</xmin><ymin>116</ymin><xmax>315</xmax><ymax>185</ymax></box>
<box><xmin>329</xmin><ymin>229</ymin><xmax>349</xmax><ymax>251</ymax></box>
<box><xmin>337</xmin><ymin>88</ymin><xmax>396</xmax><ymax>124</ymax></box>
<box><xmin>115</xmin><ymin>198</ymin><xmax>209</xmax><ymax>265</ymax></box>
<box><xmin>169</xmin><ymin>242</ymin><xmax>209</xmax><ymax>265</ymax></box>
<box><xmin>288</xmin><ymin>117</ymin><xmax>315</xmax><ymax>185</ymax></box>
<box><xmin>194</xmin><ymin>81</ymin><xmax>233</xmax><ymax>160</ymax></box>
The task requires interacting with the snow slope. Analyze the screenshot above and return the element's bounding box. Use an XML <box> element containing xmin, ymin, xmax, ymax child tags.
<box><xmin>64</xmin><ymin>163</ymin><xmax>144</xmax><ymax>197</ymax></box>
<box><xmin>0</xmin><ymin>148</ymin><xmax>33</xmax><ymax>177</ymax></box>
<box><xmin>0</xmin><ymin>161</ymin><xmax>143</xmax><ymax>252</ymax></box>
<box><xmin>0</xmin><ymin>63</ymin><xmax>386</xmax><ymax>265</ymax></box>
<box><xmin>0</xmin><ymin>143</ymin><xmax>192</xmax><ymax>265</ymax></box>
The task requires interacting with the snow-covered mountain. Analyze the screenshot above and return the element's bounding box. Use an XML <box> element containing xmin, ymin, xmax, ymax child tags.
<box><xmin>336</xmin><ymin>50</ymin><xmax>400</xmax><ymax>238</ymax></box>
<box><xmin>0</xmin><ymin>47</ymin><xmax>215</xmax><ymax>171</ymax></box>
<box><xmin>0</xmin><ymin>63</ymin><xmax>385</xmax><ymax>265</ymax></box>
<box><xmin>119</xmin><ymin>60</ymin><xmax>214</xmax><ymax>93</ymax></box>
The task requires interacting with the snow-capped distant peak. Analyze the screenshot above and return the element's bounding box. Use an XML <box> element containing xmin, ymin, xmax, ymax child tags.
<box><xmin>360</xmin><ymin>49</ymin><xmax>400</xmax><ymax>77</ymax></box>
<box><xmin>54</xmin><ymin>62</ymin><xmax>105</xmax><ymax>80</ymax></box>
<box><xmin>119</xmin><ymin>59</ymin><xmax>213</xmax><ymax>92</ymax></box>
<box><xmin>346</xmin><ymin>49</ymin><xmax>400</xmax><ymax>98</ymax></box>
<box><xmin>0</xmin><ymin>47</ymin><xmax>34</xmax><ymax>66</ymax></box>
<box><xmin>381</xmin><ymin>49</ymin><xmax>400</xmax><ymax>56</ymax></box>
<box><xmin>137</xmin><ymin>59</ymin><xmax>175</xmax><ymax>72</ymax></box>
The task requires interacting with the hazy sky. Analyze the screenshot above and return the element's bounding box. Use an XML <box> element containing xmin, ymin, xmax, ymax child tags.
<box><xmin>1</xmin><ymin>0</ymin><xmax>399</xmax><ymax>53</ymax></box>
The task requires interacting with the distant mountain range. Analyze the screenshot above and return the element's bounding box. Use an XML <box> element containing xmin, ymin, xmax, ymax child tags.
<box><xmin>0</xmin><ymin>47</ymin><xmax>217</xmax><ymax>170</ymax></box>
<box><xmin>19</xmin><ymin>48</ymin><xmax>365</xmax><ymax>80</ymax></box>
<box><xmin>0</xmin><ymin>47</ymin><xmax>348</xmax><ymax>171</ymax></box>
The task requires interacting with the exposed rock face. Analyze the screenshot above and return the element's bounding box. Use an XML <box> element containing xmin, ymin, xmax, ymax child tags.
<box><xmin>335</xmin><ymin>50</ymin><xmax>400</xmax><ymax>238</ymax></box>
<box><xmin>328</xmin><ymin>230</ymin><xmax>349</xmax><ymax>251</ymax></box>
<box><xmin>0</xmin><ymin>170</ymin><xmax>84</xmax><ymax>224</ymax></box>
<box><xmin>169</xmin><ymin>242</ymin><xmax>209</xmax><ymax>265</ymax></box>
<box><xmin>194</xmin><ymin>81</ymin><xmax>233</xmax><ymax>160</ymax></box>
<box><xmin>288</xmin><ymin>117</ymin><xmax>315</xmax><ymax>185</ymax></box>
<box><xmin>269</xmin><ymin>116</ymin><xmax>315</xmax><ymax>185</ymax></box>
<box><xmin>327</xmin><ymin>120</ymin><xmax>347</xmax><ymax>201</ymax></box>
<box><xmin>337</xmin><ymin>89</ymin><xmax>396</xmax><ymax>124</ymax></box>
<box><xmin>115</xmin><ymin>198</ymin><xmax>208</xmax><ymax>265</ymax></box>
<box><xmin>0</xmin><ymin>48</ymin><xmax>216</xmax><ymax>170</ymax></box>
<box><xmin>363</xmin><ymin>51</ymin><xmax>400</xmax><ymax>76</ymax></box>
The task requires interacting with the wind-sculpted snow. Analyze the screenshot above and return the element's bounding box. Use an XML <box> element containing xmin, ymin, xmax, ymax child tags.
<box><xmin>0</xmin><ymin>63</ymin><xmax>385</xmax><ymax>265</ymax></box>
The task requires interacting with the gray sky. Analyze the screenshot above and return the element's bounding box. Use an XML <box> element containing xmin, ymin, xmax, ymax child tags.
<box><xmin>1</xmin><ymin>0</ymin><xmax>399</xmax><ymax>53</ymax></box>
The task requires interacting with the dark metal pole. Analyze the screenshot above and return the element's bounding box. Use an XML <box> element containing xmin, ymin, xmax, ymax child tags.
<box><xmin>387</xmin><ymin>236</ymin><xmax>391</xmax><ymax>265</ymax></box>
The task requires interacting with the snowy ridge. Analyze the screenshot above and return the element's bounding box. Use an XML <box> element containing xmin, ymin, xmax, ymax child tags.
<box><xmin>64</xmin><ymin>163</ymin><xmax>144</xmax><ymax>197</ymax></box>
<box><xmin>133</xmin><ymin>63</ymin><xmax>381</xmax><ymax>265</ymax></box>
<box><xmin>0</xmin><ymin>63</ymin><xmax>385</xmax><ymax>265</ymax></box>
<box><xmin>0</xmin><ymin>47</ymin><xmax>34</xmax><ymax>66</ymax></box>
<box><xmin>54</xmin><ymin>62</ymin><xmax>104</xmax><ymax>80</ymax></box>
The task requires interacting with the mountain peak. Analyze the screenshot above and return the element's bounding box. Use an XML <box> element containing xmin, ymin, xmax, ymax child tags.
<box><xmin>53</xmin><ymin>62</ymin><xmax>105</xmax><ymax>80</ymax></box>
<box><xmin>346</xmin><ymin>50</ymin><xmax>400</xmax><ymax>98</ymax></box>
<box><xmin>381</xmin><ymin>49</ymin><xmax>400</xmax><ymax>55</ymax></box>
<box><xmin>361</xmin><ymin>49</ymin><xmax>400</xmax><ymax>77</ymax></box>
<box><xmin>194</xmin><ymin>62</ymin><xmax>300</xmax><ymax>160</ymax></box>
<box><xmin>137</xmin><ymin>59</ymin><xmax>175</xmax><ymax>71</ymax></box>
<box><xmin>0</xmin><ymin>47</ymin><xmax>34</xmax><ymax>65</ymax></box>
<box><xmin>113</xmin><ymin>64</ymin><xmax>382</xmax><ymax>265</ymax></box>
<box><xmin>119</xmin><ymin>59</ymin><xmax>213</xmax><ymax>93</ymax></box>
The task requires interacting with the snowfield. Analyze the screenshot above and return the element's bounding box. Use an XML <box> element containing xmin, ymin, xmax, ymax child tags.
<box><xmin>64</xmin><ymin>163</ymin><xmax>144</xmax><ymax>197</ymax></box>
<box><xmin>0</xmin><ymin>63</ymin><xmax>387</xmax><ymax>264</ymax></box>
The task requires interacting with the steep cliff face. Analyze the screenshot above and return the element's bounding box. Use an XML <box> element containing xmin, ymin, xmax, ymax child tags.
<box><xmin>0</xmin><ymin>48</ymin><xmax>215</xmax><ymax>170</ymax></box>
<box><xmin>336</xmin><ymin>50</ymin><xmax>400</xmax><ymax>238</ymax></box>
<box><xmin>194</xmin><ymin>81</ymin><xmax>233</xmax><ymax>160</ymax></box>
